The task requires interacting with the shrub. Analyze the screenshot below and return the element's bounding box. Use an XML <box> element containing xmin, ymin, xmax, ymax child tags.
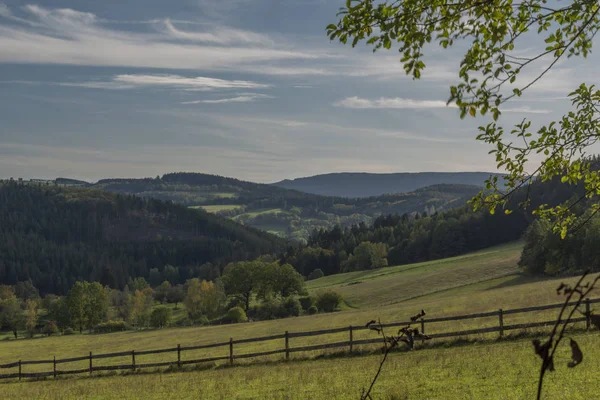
<box><xmin>298</xmin><ymin>296</ymin><xmax>314</xmax><ymax>311</ymax></box>
<box><xmin>281</xmin><ymin>297</ymin><xmax>301</xmax><ymax>317</ymax></box>
<box><xmin>315</xmin><ymin>290</ymin><xmax>343</xmax><ymax>312</ymax></box>
<box><xmin>94</xmin><ymin>320</ymin><xmax>132</xmax><ymax>334</ymax></box>
<box><xmin>43</xmin><ymin>321</ymin><xmax>59</xmax><ymax>336</ymax></box>
<box><xmin>307</xmin><ymin>269</ymin><xmax>325</xmax><ymax>280</ymax></box>
<box><xmin>63</xmin><ymin>327</ymin><xmax>75</xmax><ymax>335</ymax></box>
<box><xmin>307</xmin><ymin>305</ymin><xmax>318</xmax><ymax>315</ymax></box>
<box><xmin>150</xmin><ymin>306</ymin><xmax>172</xmax><ymax>328</ymax></box>
<box><xmin>226</xmin><ymin>307</ymin><xmax>248</xmax><ymax>323</ymax></box>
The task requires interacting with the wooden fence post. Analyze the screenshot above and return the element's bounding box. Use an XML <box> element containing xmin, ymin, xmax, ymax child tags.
<box><xmin>89</xmin><ymin>352</ymin><xmax>92</xmax><ymax>375</ymax></box>
<box><xmin>53</xmin><ymin>356</ymin><xmax>56</xmax><ymax>379</ymax></box>
<box><xmin>498</xmin><ymin>309</ymin><xmax>504</xmax><ymax>338</ymax></box>
<box><xmin>349</xmin><ymin>326</ymin><xmax>353</xmax><ymax>353</ymax></box>
<box><xmin>420</xmin><ymin>318</ymin><xmax>425</xmax><ymax>345</ymax></box>
<box><xmin>229</xmin><ymin>338</ymin><xmax>234</xmax><ymax>366</ymax></box>
<box><xmin>585</xmin><ymin>298</ymin><xmax>591</xmax><ymax>330</ymax></box>
<box><xmin>285</xmin><ymin>331</ymin><xmax>290</xmax><ymax>360</ymax></box>
<box><xmin>18</xmin><ymin>360</ymin><xmax>21</xmax><ymax>381</ymax></box>
<box><xmin>131</xmin><ymin>350</ymin><xmax>136</xmax><ymax>371</ymax></box>
<box><xmin>177</xmin><ymin>344</ymin><xmax>181</xmax><ymax>368</ymax></box>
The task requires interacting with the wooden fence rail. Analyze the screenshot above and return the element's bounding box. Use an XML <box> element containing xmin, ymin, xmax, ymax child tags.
<box><xmin>1</xmin><ymin>297</ymin><xmax>599</xmax><ymax>381</ymax></box>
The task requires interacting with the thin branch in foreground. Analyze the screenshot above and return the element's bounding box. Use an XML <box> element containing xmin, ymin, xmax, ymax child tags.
<box><xmin>534</xmin><ymin>272</ymin><xmax>600</xmax><ymax>400</ymax></box>
<box><xmin>361</xmin><ymin>310</ymin><xmax>429</xmax><ymax>400</ymax></box>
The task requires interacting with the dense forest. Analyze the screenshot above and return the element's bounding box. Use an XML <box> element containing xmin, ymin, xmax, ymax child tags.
<box><xmin>75</xmin><ymin>173</ymin><xmax>484</xmax><ymax>242</ymax></box>
<box><xmin>283</xmin><ymin>169</ymin><xmax>591</xmax><ymax>277</ymax></box>
<box><xmin>0</xmin><ymin>182</ymin><xmax>285</xmax><ymax>295</ymax></box>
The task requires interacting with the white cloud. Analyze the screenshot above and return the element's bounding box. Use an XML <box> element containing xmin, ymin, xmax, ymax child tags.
<box><xmin>162</xmin><ymin>19</ymin><xmax>274</xmax><ymax>46</ymax></box>
<box><xmin>238</xmin><ymin>65</ymin><xmax>335</xmax><ymax>76</ymax></box>
<box><xmin>335</xmin><ymin>96</ymin><xmax>551</xmax><ymax>114</ymax></box>
<box><xmin>0</xmin><ymin>5</ymin><xmax>321</xmax><ymax>70</ymax></box>
<box><xmin>113</xmin><ymin>74</ymin><xmax>271</xmax><ymax>90</ymax></box>
<box><xmin>334</xmin><ymin>96</ymin><xmax>451</xmax><ymax>110</ymax></box>
<box><xmin>58</xmin><ymin>81</ymin><xmax>136</xmax><ymax>90</ymax></box>
<box><xmin>1</xmin><ymin>74</ymin><xmax>271</xmax><ymax>91</ymax></box>
<box><xmin>182</xmin><ymin>93</ymin><xmax>274</xmax><ymax>104</ymax></box>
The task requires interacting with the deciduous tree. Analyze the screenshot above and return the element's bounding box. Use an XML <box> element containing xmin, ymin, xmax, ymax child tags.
<box><xmin>328</xmin><ymin>0</ymin><xmax>600</xmax><ymax>236</ymax></box>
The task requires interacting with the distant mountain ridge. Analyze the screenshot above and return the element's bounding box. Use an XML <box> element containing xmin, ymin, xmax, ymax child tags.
<box><xmin>24</xmin><ymin>172</ymin><xmax>488</xmax><ymax>242</ymax></box>
<box><xmin>273</xmin><ymin>172</ymin><xmax>500</xmax><ymax>198</ymax></box>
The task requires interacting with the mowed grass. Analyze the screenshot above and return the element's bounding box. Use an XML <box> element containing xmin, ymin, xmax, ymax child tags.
<box><xmin>2</xmin><ymin>242</ymin><xmax>600</xmax><ymax>398</ymax></box>
<box><xmin>308</xmin><ymin>242</ymin><xmax>524</xmax><ymax>308</ymax></box>
<box><xmin>3</xmin><ymin>331</ymin><xmax>600</xmax><ymax>399</ymax></box>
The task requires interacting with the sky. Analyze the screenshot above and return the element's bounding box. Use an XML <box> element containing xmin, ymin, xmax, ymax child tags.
<box><xmin>0</xmin><ymin>0</ymin><xmax>598</xmax><ymax>183</ymax></box>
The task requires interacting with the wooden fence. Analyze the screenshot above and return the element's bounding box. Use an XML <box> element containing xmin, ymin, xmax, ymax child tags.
<box><xmin>1</xmin><ymin>297</ymin><xmax>599</xmax><ymax>381</ymax></box>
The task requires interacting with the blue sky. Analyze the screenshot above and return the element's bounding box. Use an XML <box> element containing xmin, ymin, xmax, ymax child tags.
<box><xmin>0</xmin><ymin>0</ymin><xmax>597</xmax><ymax>183</ymax></box>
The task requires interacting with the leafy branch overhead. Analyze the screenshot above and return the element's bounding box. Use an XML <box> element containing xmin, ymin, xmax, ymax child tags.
<box><xmin>328</xmin><ymin>0</ymin><xmax>600</xmax><ymax>237</ymax></box>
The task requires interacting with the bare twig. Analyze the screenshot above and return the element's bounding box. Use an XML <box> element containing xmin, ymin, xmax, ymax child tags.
<box><xmin>361</xmin><ymin>311</ymin><xmax>428</xmax><ymax>400</ymax></box>
<box><xmin>534</xmin><ymin>272</ymin><xmax>600</xmax><ymax>400</ymax></box>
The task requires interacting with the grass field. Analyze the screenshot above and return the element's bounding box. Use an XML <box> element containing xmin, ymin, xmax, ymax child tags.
<box><xmin>307</xmin><ymin>242</ymin><xmax>524</xmax><ymax>308</ymax></box>
<box><xmin>196</xmin><ymin>205</ymin><xmax>241</xmax><ymax>213</ymax></box>
<box><xmin>3</xmin><ymin>331</ymin><xmax>600</xmax><ymax>399</ymax></box>
<box><xmin>2</xmin><ymin>242</ymin><xmax>600</xmax><ymax>398</ymax></box>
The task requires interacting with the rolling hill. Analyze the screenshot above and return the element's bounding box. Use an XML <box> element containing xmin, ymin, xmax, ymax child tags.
<box><xmin>53</xmin><ymin>172</ymin><xmax>484</xmax><ymax>242</ymax></box>
<box><xmin>0</xmin><ymin>181</ymin><xmax>285</xmax><ymax>295</ymax></box>
<box><xmin>273</xmin><ymin>171</ymin><xmax>500</xmax><ymax>198</ymax></box>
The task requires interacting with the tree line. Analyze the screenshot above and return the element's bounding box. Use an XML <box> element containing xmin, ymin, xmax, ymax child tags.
<box><xmin>0</xmin><ymin>259</ymin><xmax>344</xmax><ymax>338</ymax></box>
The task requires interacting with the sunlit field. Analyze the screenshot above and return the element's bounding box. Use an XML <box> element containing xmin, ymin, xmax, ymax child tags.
<box><xmin>1</xmin><ymin>242</ymin><xmax>599</xmax><ymax>399</ymax></box>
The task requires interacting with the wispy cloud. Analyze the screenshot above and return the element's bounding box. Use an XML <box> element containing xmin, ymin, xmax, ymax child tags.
<box><xmin>162</xmin><ymin>19</ymin><xmax>274</xmax><ymax>46</ymax></box>
<box><xmin>182</xmin><ymin>93</ymin><xmax>274</xmax><ymax>104</ymax></box>
<box><xmin>112</xmin><ymin>74</ymin><xmax>271</xmax><ymax>90</ymax></box>
<box><xmin>238</xmin><ymin>65</ymin><xmax>335</xmax><ymax>76</ymax></box>
<box><xmin>0</xmin><ymin>5</ymin><xmax>320</xmax><ymax>70</ymax></box>
<box><xmin>1</xmin><ymin>74</ymin><xmax>271</xmax><ymax>91</ymax></box>
<box><xmin>0</xmin><ymin>4</ymin><xmax>11</xmax><ymax>18</ymax></box>
<box><xmin>334</xmin><ymin>96</ymin><xmax>451</xmax><ymax>110</ymax></box>
<box><xmin>335</xmin><ymin>96</ymin><xmax>551</xmax><ymax>114</ymax></box>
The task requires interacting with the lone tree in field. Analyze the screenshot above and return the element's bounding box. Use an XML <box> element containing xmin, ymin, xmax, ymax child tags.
<box><xmin>328</xmin><ymin>0</ymin><xmax>600</xmax><ymax>237</ymax></box>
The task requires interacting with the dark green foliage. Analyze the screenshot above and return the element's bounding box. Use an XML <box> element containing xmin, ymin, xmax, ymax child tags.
<box><xmin>46</xmin><ymin>297</ymin><xmax>71</xmax><ymax>329</ymax></box>
<box><xmin>307</xmin><ymin>305</ymin><xmax>318</xmax><ymax>315</ymax></box>
<box><xmin>0</xmin><ymin>182</ymin><xmax>285</xmax><ymax>294</ymax></box>
<box><xmin>307</xmin><ymin>269</ymin><xmax>324</xmax><ymax>281</ymax></box>
<box><xmin>248</xmin><ymin>297</ymin><xmax>301</xmax><ymax>320</ymax></box>
<box><xmin>93</xmin><ymin>320</ymin><xmax>132</xmax><ymax>333</ymax></box>
<box><xmin>342</xmin><ymin>242</ymin><xmax>388</xmax><ymax>272</ymax></box>
<box><xmin>13</xmin><ymin>281</ymin><xmax>40</xmax><ymax>301</ymax></box>
<box><xmin>43</xmin><ymin>320</ymin><xmax>59</xmax><ymax>336</ymax></box>
<box><xmin>150</xmin><ymin>306</ymin><xmax>172</xmax><ymax>328</ymax></box>
<box><xmin>298</xmin><ymin>296</ymin><xmax>314</xmax><ymax>311</ymax></box>
<box><xmin>226</xmin><ymin>307</ymin><xmax>248</xmax><ymax>323</ymax></box>
<box><xmin>518</xmin><ymin>210</ymin><xmax>600</xmax><ymax>276</ymax></box>
<box><xmin>166</xmin><ymin>285</ymin><xmax>185</xmax><ymax>308</ymax></box>
<box><xmin>315</xmin><ymin>290</ymin><xmax>343</xmax><ymax>312</ymax></box>
<box><xmin>63</xmin><ymin>327</ymin><xmax>75</xmax><ymax>335</ymax></box>
<box><xmin>281</xmin><ymin>297</ymin><xmax>301</xmax><ymax>317</ymax></box>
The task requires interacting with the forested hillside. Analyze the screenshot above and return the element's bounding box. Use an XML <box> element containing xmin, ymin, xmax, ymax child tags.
<box><xmin>284</xmin><ymin>171</ymin><xmax>588</xmax><ymax>277</ymax></box>
<box><xmin>273</xmin><ymin>172</ymin><xmax>500</xmax><ymax>197</ymax></box>
<box><xmin>0</xmin><ymin>182</ymin><xmax>285</xmax><ymax>295</ymax></box>
<box><xmin>82</xmin><ymin>173</ymin><xmax>483</xmax><ymax>242</ymax></box>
